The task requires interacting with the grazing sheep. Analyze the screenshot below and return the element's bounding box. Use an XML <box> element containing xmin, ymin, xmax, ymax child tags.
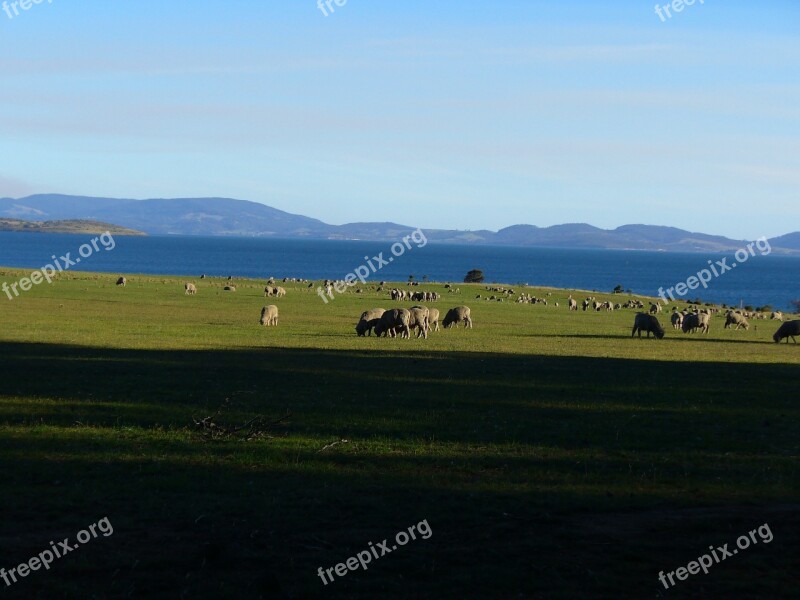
<box><xmin>670</xmin><ymin>312</ymin><xmax>683</xmax><ymax>330</ymax></box>
<box><xmin>724</xmin><ymin>311</ymin><xmax>750</xmax><ymax>330</ymax></box>
<box><xmin>200</xmin><ymin>274</ymin><xmax>206</xmax><ymax>279</ymax></box>
<box><xmin>773</xmin><ymin>320</ymin><xmax>800</xmax><ymax>343</ymax></box>
<box><xmin>427</xmin><ymin>308</ymin><xmax>440</xmax><ymax>332</ymax></box>
<box><xmin>374</xmin><ymin>308</ymin><xmax>412</xmax><ymax>338</ymax></box>
<box><xmin>631</xmin><ymin>313</ymin><xmax>665</xmax><ymax>339</ymax></box>
<box><xmin>771</xmin><ymin>311</ymin><xmax>784</xmax><ymax>321</ymax></box>
<box><xmin>442</xmin><ymin>306</ymin><xmax>472</xmax><ymax>329</ymax></box>
<box><xmin>260</xmin><ymin>305</ymin><xmax>279</xmax><ymax>326</ymax></box>
<box><xmin>355</xmin><ymin>308</ymin><xmax>386</xmax><ymax>337</ymax></box>
<box><xmin>276</xmin><ymin>286</ymin><xmax>286</xmax><ymax>297</ymax></box>
<box><xmin>408</xmin><ymin>306</ymin><xmax>430</xmax><ymax>338</ymax></box>
<box><xmin>116</xmin><ymin>277</ymin><xmax>126</xmax><ymax>287</ymax></box>
<box><xmin>682</xmin><ymin>312</ymin><xmax>710</xmax><ymax>334</ymax></box>
<box><xmin>649</xmin><ymin>303</ymin><xmax>662</xmax><ymax>315</ymax></box>
<box><xmin>224</xmin><ymin>285</ymin><xmax>236</xmax><ymax>292</ymax></box>
<box><xmin>264</xmin><ymin>286</ymin><xmax>279</xmax><ymax>297</ymax></box>
<box><xmin>185</xmin><ymin>283</ymin><xmax>197</xmax><ymax>295</ymax></box>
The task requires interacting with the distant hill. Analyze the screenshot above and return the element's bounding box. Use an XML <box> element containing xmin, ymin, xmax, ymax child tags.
<box><xmin>772</xmin><ymin>232</ymin><xmax>800</xmax><ymax>251</ymax></box>
<box><xmin>0</xmin><ymin>217</ymin><xmax>145</xmax><ymax>236</ymax></box>
<box><xmin>0</xmin><ymin>194</ymin><xmax>797</xmax><ymax>254</ymax></box>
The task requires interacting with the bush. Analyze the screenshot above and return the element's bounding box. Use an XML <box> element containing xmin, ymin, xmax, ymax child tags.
<box><xmin>464</xmin><ymin>269</ymin><xmax>485</xmax><ymax>284</ymax></box>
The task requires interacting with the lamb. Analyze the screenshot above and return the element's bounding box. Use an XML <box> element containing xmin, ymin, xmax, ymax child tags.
<box><xmin>260</xmin><ymin>305</ymin><xmax>279</xmax><ymax>326</ymax></box>
<box><xmin>682</xmin><ymin>312</ymin><xmax>710</xmax><ymax>334</ymax></box>
<box><xmin>185</xmin><ymin>283</ymin><xmax>197</xmax><ymax>295</ymax></box>
<box><xmin>771</xmin><ymin>311</ymin><xmax>784</xmax><ymax>321</ymax></box>
<box><xmin>355</xmin><ymin>308</ymin><xmax>386</xmax><ymax>337</ymax></box>
<box><xmin>670</xmin><ymin>311</ymin><xmax>683</xmax><ymax>330</ymax></box>
<box><xmin>773</xmin><ymin>320</ymin><xmax>800</xmax><ymax>343</ymax></box>
<box><xmin>224</xmin><ymin>285</ymin><xmax>236</xmax><ymax>292</ymax></box>
<box><xmin>427</xmin><ymin>308</ymin><xmax>440</xmax><ymax>332</ymax></box>
<box><xmin>408</xmin><ymin>306</ymin><xmax>430</xmax><ymax>339</ymax></box>
<box><xmin>116</xmin><ymin>277</ymin><xmax>126</xmax><ymax>287</ymax></box>
<box><xmin>276</xmin><ymin>286</ymin><xmax>286</xmax><ymax>297</ymax></box>
<box><xmin>374</xmin><ymin>308</ymin><xmax>412</xmax><ymax>338</ymax></box>
<box><xmin>724</xmin><ymin>311</ymin><xmax>750</xmax><ymax>330</ymax></box>
<box><xmin>631</xmin><ymin>313</ymin><xmax>665</xmax><ymax>339</ymax></box>
<box><xmin>442</xmin><ymin>306</ymin><xmax>472</xmax><ymax>329</ymax></box>
<box><xmin>649</xmin><ymin>303</ymin><xmax>662</xmax><ymax>315</ymax></box>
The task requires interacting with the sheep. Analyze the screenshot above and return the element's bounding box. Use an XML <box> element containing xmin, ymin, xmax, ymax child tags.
<box><xmin>649</xmin><ymin>303</ymin><xmax>662</xmax><ymax>315</ymax></box>
<box><xmin>355</xmin><ymin>308</ymin><xmax>386</xmax><ymax>337</ymax></box>
<box><xmin>670</xmin><ymin>311</ymin><xmax>683</xmax><ymax>330</ymax></box>
<box><xmin>374</xmin><ymin>308</ymin><xmax>412</xmax><ymax>338</ymax></box>
<box><xmin>631</xmin><ymin>313</ymin><xmax>665</xmax><ymax>339</ymax></box>
<box><xmin>771</xmin><ymin>311</ymin><xmax>784</xmax><ymax>321</ymax></box>
<box><xmin>442</xmin><ymin>306</ymin><xmax>472</xmax><ymax>329</ymax></box>
<box><xmin>773</xmin><ymin>320</ymin><xmax>800</xmax><ymax>343</ymax></box>
<box><xmin>724</xmin><ymin>311</ymin><xmax>750</xmax><ymax>330</ymax></box>
<box><xmin>682</xmin><ymin>312</ymin><xmax>710</xmax><ymax>334</ymax></box>
<box><xmin>260</xmin><ymin>305</ymin><xmax>279</xmax><ymax>326</ymax></box>
<box><xmin>185</xmin><ymin>283</ymin><xmax>197</xmax><ymax>295</ymax></box>
<box><xmin>116</xmin><ymin>277</ymin><xmax>126</xmax><ymax>287</ymax></box>
<box><xmin>428</xmin><ymin>308</ymin><xmax>440</xmax><ymax>332</ymax></box>
<box><xmin>224</xmin><ymin>285</ymin><xmax>236</xmax><ymax>292</ymax></box>
<box><xmin>276</xmin><ymin>286</ymin><xmax>286</xmax><ymax>297</ymax></box>
<box><xmin>408</xmin><ymin>306</ymin><xmax>430</xmax><ymax>339</ymax></box>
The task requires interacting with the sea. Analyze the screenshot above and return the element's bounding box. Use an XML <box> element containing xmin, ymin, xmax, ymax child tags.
<box><xmin>1</xmin><ymin>232</ymin><xmax>798</xmax><ymax>310</ymax></box>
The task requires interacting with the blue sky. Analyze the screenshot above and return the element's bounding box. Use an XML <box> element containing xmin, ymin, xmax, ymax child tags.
<box><xmin>0</xmin><ymin>0</ymin><xmax>798</xmax><ymax>238</ymax></box>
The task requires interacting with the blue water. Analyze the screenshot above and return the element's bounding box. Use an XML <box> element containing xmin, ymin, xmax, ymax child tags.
<box><xmin>1</xmin><ymin>232</ymin><xmax>799</xmax><ymax>310</ymax></box>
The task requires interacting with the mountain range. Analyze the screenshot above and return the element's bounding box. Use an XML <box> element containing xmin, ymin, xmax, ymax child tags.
<box><xmin>1</xmin><ymin>194</ymin><xmax>798</xmax><ymax>254</ymax></box>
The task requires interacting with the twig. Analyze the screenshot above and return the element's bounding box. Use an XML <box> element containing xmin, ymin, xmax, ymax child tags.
<box><xmin>317</xmin><ymin>439</ymin><xmax>349</xmax><ymax>453</ymax></box>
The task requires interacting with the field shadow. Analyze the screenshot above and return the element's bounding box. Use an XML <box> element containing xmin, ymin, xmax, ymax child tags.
<box><xmin>0</xmin><ymin>341</ymin><xmax>798</xmax><ymax>598</ymax></box>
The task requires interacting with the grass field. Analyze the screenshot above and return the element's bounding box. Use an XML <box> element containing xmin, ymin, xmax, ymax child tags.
<box><xmin>0</xmin><ymin>268</ymin><xmax>798</xmax><ymax>599</ymax></box>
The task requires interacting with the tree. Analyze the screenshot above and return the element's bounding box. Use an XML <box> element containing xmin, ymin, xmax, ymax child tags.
<box><xmin>408</xmin><ymin>275</ymin><xmax>414</xmax><ymax>282</ymax></box>
<box><xmin>464</xmin><ymin>269</ymin><xmax>485</xmax><ymax>283</ymax></box>
<box><xmin>791</xmin><ymin>299</ymin><xmax>800</xmax><ymax>313</ymax></box>
<box><xmin>422</xmin><ymin>275</ymin><xmax>429</xmax><ymax>283</ymax></box>
<box><xmin>613</xmin><ymin>284</ymin><xmax>623</xmax><ymax>294</ymax></box>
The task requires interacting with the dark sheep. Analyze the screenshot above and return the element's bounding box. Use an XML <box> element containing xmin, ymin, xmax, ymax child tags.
<box><xmin>773</xmin><ymin>320</ymin><xmax>800</xmax><ymax>343</ymax></box>
<box><xmin>631</xmin><ymin>313</ymin><xmax>665</xmax><ymax>339</ymax></box>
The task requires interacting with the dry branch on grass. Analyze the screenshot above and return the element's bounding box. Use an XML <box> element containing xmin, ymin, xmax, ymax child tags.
<box><xmin>317</xmin><ymin>439</ymin><xmax>349</xmax><ymax>453</ymax></box>
<box><xmin>191</xmin><ymin>398</ymin><xmax>290</xmax><ymax>441</ymax></box>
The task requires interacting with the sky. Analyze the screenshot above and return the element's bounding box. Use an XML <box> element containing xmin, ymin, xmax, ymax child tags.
<box><xmin>0</xmin><ymin>0</ymin><xmax>798</xmax><ymax>239</ymax></box>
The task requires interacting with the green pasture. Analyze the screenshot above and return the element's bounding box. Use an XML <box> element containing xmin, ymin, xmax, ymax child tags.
<box><xmin>0</xmin><ymin>269</ymin><xmax>797</xmax><ymax>599</ymax></box>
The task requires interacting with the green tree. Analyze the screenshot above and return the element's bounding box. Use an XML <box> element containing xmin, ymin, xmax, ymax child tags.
<box><xmin>464</xmin><ymin>269</ymin><xmax>485</xmax><ymax>283</ymax></box>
